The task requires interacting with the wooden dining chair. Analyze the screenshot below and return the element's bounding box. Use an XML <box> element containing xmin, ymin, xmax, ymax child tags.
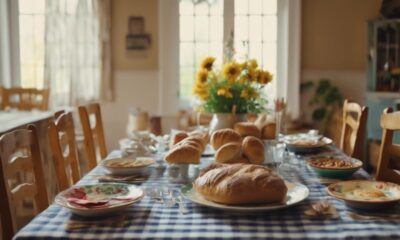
<box><xmin>0</xmin><ymin>125</ymin><xmax>48</xmax><ymax>240</ymax></box>
<box><xmin>48</xmin><ymin>112</ymin><xmax>81</xmax><ymax>192</ymax></box>
<box><xmin>78</xmin><ymin>103</ymin><xmax>107</xmax><ymax>170</ymax></box>
<box><xmin>375</xmin><ymin>108</ymin><xmax>400</xmax><ymax>184</ymax></box>
<box><xmin>1</xmin><ymin>87</ymin><xmax>50</xmax><ymax>111</ymax></box>
<box><xmin>339</xmin><ymin>99</ymin><xmax>368</xmax><ymax>160</ymax></box>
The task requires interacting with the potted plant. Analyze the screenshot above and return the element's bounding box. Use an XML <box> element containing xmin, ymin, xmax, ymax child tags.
<box><xmin>192</xmin><ymin>57</ymin><xmax>273</xmax><ymax>132</ymax></box>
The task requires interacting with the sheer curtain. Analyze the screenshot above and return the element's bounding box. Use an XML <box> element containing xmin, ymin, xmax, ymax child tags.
<box><xmin>44</xmin><ymin>0</ymin><xmax>112</xmax><ymax>108</ymax></box>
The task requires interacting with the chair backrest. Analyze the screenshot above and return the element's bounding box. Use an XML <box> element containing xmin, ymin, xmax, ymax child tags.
<box><xmin>78</xmin><ymin>103</ymin><xmax>107</xmax><ymax>170</ymax></box>
<box><xmin>48</xmin><ymin>112</ymin><xmax>81</xmax><ymax>192</ymax></box>
<box><xmin>376</xmin><ymin>108</ymin><xmax>400</xmax><ymax>184</ymax></box>
<box><xmin>0</xmin><ymin>125</ymin><xmax>48</xmax><ymax>239</ymax></box>
<box><xmin>339</xmin><ymin>99</ymin><xmax>368</xmax><ymax>159</ymax></box>
<box><xmin>1</xmin><ymin>87</ymin><xmax>49</xmax><ymax>111</ymax></box>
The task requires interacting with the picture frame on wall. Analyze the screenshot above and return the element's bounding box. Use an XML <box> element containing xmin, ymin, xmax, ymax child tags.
<box><xmin>126</xmin><ymin>16</ymin><xmax>151</xmax><ymax>51</ymax></box>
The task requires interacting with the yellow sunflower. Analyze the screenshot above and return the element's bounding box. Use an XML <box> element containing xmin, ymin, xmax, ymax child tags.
<box><xmin>217</xmin><ymin>87</ymin><xmax>233</xmax><ymax>98</ymax></box>
<box><xmin>192</xmin><ymin>85</ymin><xmax>209</xmax><ymax>100</ymax></box>
<box><xmin>196</xmin><ymin>69</ymin><xmax>209</xmax><ymax>85</ymax></box>
<box><xmin>248</xmin><ymin>87</ymin><xmax>259</xmax><ymax>98</ymax></box>
<box><xmin>201</xmin><ymin>57</ymin><xmax>216</xmax><ymax>71</ymax></box>
<box><xmin>247</xmin><ymin>68</ymin><xmax>259</xmax><ymax>82</ymax></box>
<box><xmin>247</xmin><ymin>59</ymin><xmax>258</xmax><ymax>69</ymax></box>
<box><xmin>223</xmin><ymin>62</ymin><xmax>241</xmax><ymax>84</ymax></box>
<box><xmin>258</xmin><ymin>70</ymin><xmax>273</xmax><ymax>84</ymax></box>
<box><xmin>240</xmin><ymin>89</ymin><xmax>250</xmax><ymax>100</ymax></box>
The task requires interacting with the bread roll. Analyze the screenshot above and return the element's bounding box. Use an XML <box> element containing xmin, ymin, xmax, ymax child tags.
<box><xmin>234</xmin><ymin>122</ymin><xmax>261</xmax><ymax>138</ymax></box>
<box><xmin>210</xmin><ymin>129</ymin><xmax>242</xmax><ymax>150</ymax></box>
<box><xmin>189</xmin><ymin>130</ymin><xmax>209</xmax><ymax>143</ymax></box>
<box><xmin>242</xmin><ymin>136</ymin><xmax>265</xmax><ymax>165</ymax></box>
<box><xmin>178</xmin><ymin>136</ymin><xmax>206</xmax><ymax>152</ymax></box>
<box><xmin>215</xmin><ymin>142</ymin><xmax>242</xmax><ymax>163</ymax></box>
<box><xmin>262</xmin><ymin>123</ymin><xmax>276</xmax><ymax>140</ymax></box>
<box><xmin>171</xmin><ymin>132</ymin><xmax>189</xmax><ymax>146</ymax></box>
<box><xmin>164</xmin><ymin>145</ymin><xmax>201</xmax><ymax>164</ymax></box>
<box><xmin>194</xmin><ymin>163</ymin><xmax>287</xmax><ymax>204</ymax></box>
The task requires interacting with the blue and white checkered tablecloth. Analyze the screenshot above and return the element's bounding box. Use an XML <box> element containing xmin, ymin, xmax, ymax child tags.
<box><xmin>14</xmin><ymin>146</ymin><xmax>400</xmax><ymax>239</ymax></box>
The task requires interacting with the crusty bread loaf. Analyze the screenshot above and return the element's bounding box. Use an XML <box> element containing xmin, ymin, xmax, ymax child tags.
<box><xmin>164</xmin><ymin>145</ymin><xmax>201</xmax><ymax>164</ymax></box>
<box><xmin>242</xmin><ymin>136</ymin><xmax>265</xmax><ymax>165</ymax></box>
<box><xmin>171</xmin><ymin>132</ymin><xmax>189</xmax><ymax>147</ymax></box>
<box><xmin>189</xmin><ymin>130</ymin><xmax>209</xmax><ymax>144</ymax></box>
<box><xmin>178</xmin><ymin>136</ymin><xmax>206</xmax><ymax>152</ymax></box>
<box><xmin>210</xmin><ymin>129</ymin><xmax>242</xmax><ymax>150</ymax></box>
<box><xmin>234</xmin><ymin>122</ymin><xmax>261</xmax><ymax>138</ymax></box>
<box><xmin>262</xmin><ymin>123</ymin><xmax>276</xmax><ymax>140</ymax></box>
<box><xmin>215</xmin><ymin>142</ymin><xmax>242</xmax><ymax>163</ymax></box>
<box><xmin>194</xmin><ymin>163</ymin><xmax>287</xmax><ymax>204</ymax></box>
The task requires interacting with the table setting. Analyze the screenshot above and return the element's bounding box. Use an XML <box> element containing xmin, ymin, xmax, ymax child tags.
<box><xmin>13</xmin><ymin>125</ymin><xmax>400</xmax><ymax>239</ymax></box>
<box><xmin>13</xmin><ymin>57</ymin><xmax>400</xmax><ymax>239</ymax></box>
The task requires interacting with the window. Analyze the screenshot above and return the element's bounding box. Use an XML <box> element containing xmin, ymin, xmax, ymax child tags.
<box><xmin>18</xmin><ymin>0</ymin><xmax>45</xmax><ymax>88</ymax></box>
<box><xmin>178</xmin><ymin>0</ymin><xmax>278</xmax><ymax>101</ymax></box>
<box><xmin>179</xmin><ymin>0</ymin><xmax>224</xmax><ymax>100</ymax></box>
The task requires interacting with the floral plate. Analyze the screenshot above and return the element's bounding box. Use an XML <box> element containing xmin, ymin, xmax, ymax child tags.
<box><xmin>327</xmin><ymin>180</ymin><xmax>400</xmax><ymax>210</ymax></box>
<box><xmin>55</xmin><ymin>183</ymin><xmax>144</xmax><ymax>216</ymax></box>
<box><xmin>100</xmin><ymin>157</ymin><xmax>154</xmax><ymax>176</ymax></box>
<box><xmin>181</xmin><ymin>181</ymin><xmax>309</xmax><ymax>212</ymax></box>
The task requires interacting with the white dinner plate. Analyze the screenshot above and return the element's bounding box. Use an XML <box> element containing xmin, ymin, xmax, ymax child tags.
<box><xmin>181</xmin><ymin>181</ymin><xmax>309</xmax><ymax>212</ymax></box>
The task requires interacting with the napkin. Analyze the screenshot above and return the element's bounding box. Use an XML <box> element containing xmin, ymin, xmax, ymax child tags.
<box><xmin>304</xmin><ymin>200</ymin><xmax>339</xmax><ymax>219</ymax></box>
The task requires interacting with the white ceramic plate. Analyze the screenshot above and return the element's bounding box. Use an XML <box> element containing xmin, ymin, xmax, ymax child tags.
<box><xmin>100</xmin><ymin>157</ymin><xmax>154</xmax><ymax>176</ymax></box>
<box><xmin>327</xmin><ymin>180</ymin><xmax>400</xmax><ymax>210</ymax></box>
<box><xmin>284</xmin><ymin>135</ymin><xmax>332</xmax><ymax>153</ymax></box>
<box><xmin>181</xmin><ymin>181</ymin><xmax>309</xmax><ymax>212</ymax></box>
<box><xmin>55</xmin><ymin>183</ymin><xmax>144</xmax><ymax>216</ymax></box>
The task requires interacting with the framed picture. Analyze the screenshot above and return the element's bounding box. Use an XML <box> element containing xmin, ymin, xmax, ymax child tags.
<box><xmin>126</xmin><ymin>16</ymin><xmax>151</xmax><ymax>51</ymax></box>
<box><xmin>126</xmin><ymin>34</ymin><xmax>151</xmax><ymax>50</ymax></box>
<box><xmin>129</xmin><ymin>16</ymin><xmax>144</xmax><ymax>35</ymax></box>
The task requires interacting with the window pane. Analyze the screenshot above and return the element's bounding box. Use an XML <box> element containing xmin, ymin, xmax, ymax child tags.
<box><xmin>249</xmin><ymin>42</ymin><xmax>262</xmax><ymax>64</ymax></box>
<box><xmin>234</xmin><ymin>40</ymin><xmax>249</xmax><ymax>59</ymax></box>
<box><xmin>180</xmin><ymin>67</ymin><xmax>195</xmax><ymax>98</ymax></box>
<box><xmin>263</xmin><ymin>0</ymin><xmax>277</xmax><ymax>15</ymax></box>
<box><xmin>194</xmin><ymin>2</ymin><xmax>208</xmax><ymax>16</ymax></box>
<box><xmin>210</xmin><ymin>0</ymin><xmax>223</xmax><ymax>15</ymax></box>
<box><xmin>210</xmin><ymin>16</ymin><xmax>223</xmax><ymax>41</ymax></box>
<box><xmin>249</xmin><ymin>16</ymin><xmax>262</xmax><ymax>42</ymax></box>
<box><xmin>180</xmin><ymin>16</ymin><xmax>194</xmax><ymax>41</ymax></box>
<box><xmin>180</xmin><ymin>0</ymin><xmax>194</xmax><ymax>15</ymax></box>
<box><xmin>180</xmin><ymin>42</ymin><xmax>194</xmax><ymax>67</ymax></box>
<box><xmin>195</xmin><ymin>43</ymin><xmax>209</xmax><ymax>66</ymax></box>
<box><xmin>263</xmin><ymin>42</ymin><xmax>277</xmax><ymax>71</ymax></box>
<box><xmin>195</xmin><ymin>16</ymin><xmax>209</xmax><ymax>42</ymax></box>
<box><xmin>234</xmin><ymin>0</ymin><xmax>248</xmax><ymax>15</ymax></box>
<box><xmin>249</xmin><ymin>0</ymin><xmax>262</xmax><ymax>14</ymax></box>
<box><xmin>209</xmin><ymin>43</ymin><xmax>223</xmax><ymax>63</ymax></box>
<box><xmin>19</xmin><ymin>0</ymin><xmax>44</xmax><ymax>14</ymax></box>
<box><xmin>234</xmin><ymin>16</ymin><xmax>248</xmax><ymax>41</ymax></box>
<box><xmin>263</xmin><ymin>15</ymin><xmax>277</xmax><ymax>42</ymax></box>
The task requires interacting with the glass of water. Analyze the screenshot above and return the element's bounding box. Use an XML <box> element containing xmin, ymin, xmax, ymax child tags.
<box><xmin>263</xmin><ymin>140</ymin><xmax>286</xmax><ymax>173</ymax></box>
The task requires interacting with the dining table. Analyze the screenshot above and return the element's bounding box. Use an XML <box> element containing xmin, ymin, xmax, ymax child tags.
<box><xmin>13</xmin><ymin>143</ymin><xmax>400</xmax><ymax>239</ymax></box>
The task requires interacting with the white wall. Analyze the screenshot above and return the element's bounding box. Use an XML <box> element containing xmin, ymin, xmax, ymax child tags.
<box><xmin>101</xmin><ymin>70</ymin><xmax>160</xmax><ymax>150</ymax></box>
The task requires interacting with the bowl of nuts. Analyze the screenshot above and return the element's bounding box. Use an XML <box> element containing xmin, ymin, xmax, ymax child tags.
<box><xmin>306</xmin><ymin>157</ymin><xmax>363</xmax><ymax>179</ymax></box>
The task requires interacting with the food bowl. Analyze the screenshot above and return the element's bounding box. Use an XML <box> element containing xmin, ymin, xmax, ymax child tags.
<box><xmin>100</xmin><ymin>157</ymin><xmax>154</xmax><ymax>176</ymax></box>
<box><xmin>307</xmin><ymin>157</ymin><xmax>362</xmax><ymax>179</ymax></box>
<box><xmin>327</xmin><ymin>180</ymin><xmax>400</xmax><ymax>210</ymax></box>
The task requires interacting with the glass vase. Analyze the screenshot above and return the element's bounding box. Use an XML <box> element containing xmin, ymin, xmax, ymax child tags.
<box><xmin>275</xmin><ymin>110</ymin><xmax>286</xmax><ymax>140</ymax></box>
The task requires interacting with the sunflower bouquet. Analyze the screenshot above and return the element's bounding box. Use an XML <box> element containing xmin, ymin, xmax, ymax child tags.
<box><xmin>192</xmin><ymin>57</ymin><xmax>273</xmax><ymax>114</ymax></box>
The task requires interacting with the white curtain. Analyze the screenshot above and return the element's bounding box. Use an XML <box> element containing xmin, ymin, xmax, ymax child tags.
<box><xmin>44</xmin><ymin>0</ymin><xmax>112</xmax><ymax>108</ymax></box>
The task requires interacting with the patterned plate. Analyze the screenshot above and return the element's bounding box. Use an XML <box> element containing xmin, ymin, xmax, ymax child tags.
<box><xmin>327</xmin><ymin>180</ymin><xmax>400</xmax><ymax>210</ymax></box>
<box><xmin>181</xmin><ymin>181</ymin><xmax>309</xmax><ymax>212</ymax></box>
<box><xmin>55</xmin><ymin>183</ymin><xmax>144</xmax><ymax>216</ymax></box>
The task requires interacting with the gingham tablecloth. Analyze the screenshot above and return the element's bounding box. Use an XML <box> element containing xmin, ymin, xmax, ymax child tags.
<box><xmin>14</xmin><ymin>146</ymin><xmax>400</xmax><ymax>239</ymax></box>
